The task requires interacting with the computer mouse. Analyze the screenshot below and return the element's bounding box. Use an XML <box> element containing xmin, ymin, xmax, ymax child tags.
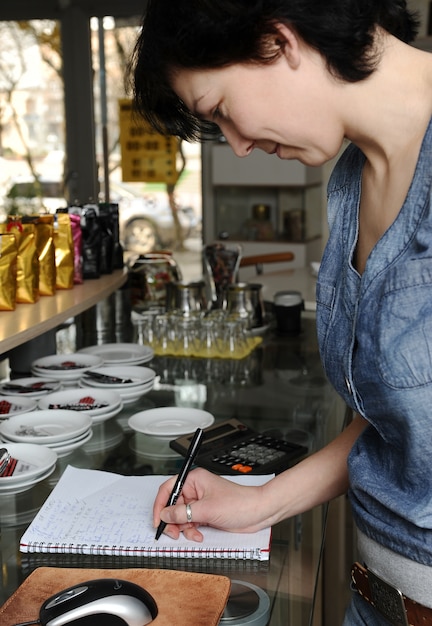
<box><xmin>39</xmin><ymin>578</ymin><xmax>158</xmax><ymax>626</ymax></box>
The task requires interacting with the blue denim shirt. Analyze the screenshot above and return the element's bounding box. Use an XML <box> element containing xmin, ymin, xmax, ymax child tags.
<box><xmin>316</xmin><ymin>119</ymin><xmax>432</xmax><ymax>565</ymax></box>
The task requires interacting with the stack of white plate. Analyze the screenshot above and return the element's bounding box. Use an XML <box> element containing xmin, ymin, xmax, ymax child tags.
<box><xmin>0</xmin><ymin>410</ymin><xmax>93</xmax><ymax>458</ymax></box>
<box><xmin>38</xmin><ymin>388</ymin><xmax>123</xmax><ymax>423</ymax></box>
<box><xmin>78</xmin><ymin>343</ymin><xmax>154</xmax><ymax>366</ymax></box>
<box><xmin>0</xmin><ymin>442</ymin><xmax>57</xmax><ymax>495</ymax></box>
<box><xmin>79</xmin><ymin>365</ymin><xmax>156</xmax><ymax>404</ymax></box>
<box><xmin>0</xmin><ymin>395</ymin><xmax>38</xmax><ymax>418</ymax></box>
<box><xmin>0</xmin><ymin>377</ymin><xmax>61</xmax><ymax>398</ymax></box>
<box><xmin>31</xmin><ymin>354</ymin><xmax>105</xmax><ymax>386</ymax></box>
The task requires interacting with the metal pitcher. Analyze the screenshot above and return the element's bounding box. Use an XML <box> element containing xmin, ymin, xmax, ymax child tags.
<box><xmin>166</xmin><ymin>280</ymin><xmax>208</xmax><ymax>315</ymax></box>
<box><xmin>225</xmin><ymin>282</ymin><xmax>265</xmax><ymax>328</ymax></box>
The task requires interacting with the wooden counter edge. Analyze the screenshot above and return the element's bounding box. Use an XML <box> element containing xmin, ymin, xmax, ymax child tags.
<box><xmin>0</xmin><ymin>269</ymin><xmax>128</xmax><ymax>355</ymax></box>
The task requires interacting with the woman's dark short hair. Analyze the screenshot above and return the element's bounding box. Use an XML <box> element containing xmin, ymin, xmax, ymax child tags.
<box><xmin>128</xmin><ymin>0</ymin><xmax>419</xmax><ymax>140</ymax></box>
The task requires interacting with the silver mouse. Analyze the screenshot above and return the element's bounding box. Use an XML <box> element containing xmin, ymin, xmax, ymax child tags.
<box><xmin>39</xmin><ymin>578</ymin><xmax>158</xmax><ymax>626</ymax></box>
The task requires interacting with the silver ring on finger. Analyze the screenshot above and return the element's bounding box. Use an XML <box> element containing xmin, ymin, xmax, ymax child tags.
<box><xmin>186</xmin><ymin>503</ymin><xmax>192</xmax><ymax>523</ymax></box>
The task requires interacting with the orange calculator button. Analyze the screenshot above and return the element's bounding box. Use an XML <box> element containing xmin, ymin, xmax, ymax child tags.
<box><xmin>231</xmin><ymin>464</ymin><xmax>253</xmax><ymax>473</ymax></box>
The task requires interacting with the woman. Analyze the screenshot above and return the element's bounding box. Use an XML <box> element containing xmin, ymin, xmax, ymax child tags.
<box><xmin>130</xmin><ymin>1</ymin><xmax>432</xmax><ymax>623</ymax></box>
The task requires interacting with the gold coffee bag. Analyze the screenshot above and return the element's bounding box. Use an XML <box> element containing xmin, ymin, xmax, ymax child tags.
<box><xmin>0</xmin><ymin>233</ymin><xmax>17</xmax><ymax>311</ymax></box>
<box><xmin>23</xmin><ymin>215</ymin><xmax>56</xmax><ymax>296</ymax></box>
<box><xmin>4</xmin><ymin>217</ymin><xmax>39</xmax><ymax>304</ymax></box>
<box><xmin>54</xmin><ymin>212</ymin><xmax>74</xmax><ymax>289</ymax></box>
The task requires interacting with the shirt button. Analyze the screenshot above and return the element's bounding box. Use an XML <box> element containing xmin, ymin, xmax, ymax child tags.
<box><xmin>345</xmin><ymin>377</ymin><xmax>352</xmax><ymax>394</ymax></box>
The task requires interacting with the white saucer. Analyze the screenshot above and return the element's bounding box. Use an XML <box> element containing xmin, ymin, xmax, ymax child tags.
<box><xmin>0</xmin><ymin>410</ymin><xmax>92</xmax><ymax>444</ymax></box>
<box><xmin>88</xmin><ymin>403</ymin><xmax>123</xmax><ymax>423</ymax></box>
<box><xmin>79</xmin><ymin>367</ymin><xmax>156</xmax><ymax>405</ymax></box>
<box><xmin>0</xmin><ymin>378</ymin><xmax>61</xmax><ymax>398</ymax></box>
<box><xmin>78</xmin><ymin>343</ymin><xmax>154</xmax><ymax>365</ymax></box>
<box><xmin>44</xmin><ymin>427</ymin><xmax>92</xmax><ymax>447</ymax></box>
<box><xmin>128</xmin><ymin>406</ymin><xmax>215</xmax><ymax>438</ymax></box>
<box><xmin>38</xmin><ymin>388</ymin><xmax>122</xmax><ymax>417</ymax></box>
<box><xmin>49</xmin><ymin>429</ymin><xmax>93</xmax><ymax>457</ymax></box>
<box><xmin>0</xmin><ymin>443</ymin><xmax>57</xmax><ymax>485</ymax></box>
<box><xmin>31</xmin><ymin>353</ymin><xmax>104</xmax><ymax>379</ymax></box>
<box><xmin>79</xmin><ymin>376</ymin><xmax>154</xmax><ymax>397</ymax></box>
<box><xmin>0</xmin><ymin>396</ymin><xmax>38</xmax><ymax>418</ymax></box>
<box><xmin>80</xmin><ymin>365</ymin><xmax>156</xmax><ymax>388</ymax></box>
<box><xmin>0</xmin><ymin>463</ymin><xmax>56</xmax><ymax>494</ymax></box>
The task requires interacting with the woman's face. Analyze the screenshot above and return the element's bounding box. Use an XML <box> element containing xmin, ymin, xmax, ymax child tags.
<box><xmin>171</xmin><ymin>39</ymin><xmax>346</xmax><ymax>166</ymax></box>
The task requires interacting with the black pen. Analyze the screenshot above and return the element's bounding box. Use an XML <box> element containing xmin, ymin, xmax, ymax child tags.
<box><xmin>155</xmin><ymin>427</ymin><xmax>204</xmax><ymax>540</ymax></box>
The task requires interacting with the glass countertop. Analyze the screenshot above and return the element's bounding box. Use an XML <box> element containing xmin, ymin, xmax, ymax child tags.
<box><xmin>0</xmin><ymin>317</ymin><xmax>346</xmax><ymax>626</ymax></box>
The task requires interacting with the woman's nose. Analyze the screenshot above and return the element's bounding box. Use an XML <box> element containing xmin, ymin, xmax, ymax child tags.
<box><xmin>222</xmin><ymin>128</ymin><xmax>254</xmax><ymax>158</ymax></box>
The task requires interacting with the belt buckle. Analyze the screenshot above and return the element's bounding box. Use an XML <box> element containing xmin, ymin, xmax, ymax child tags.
<box><xmin>367</xmin><ymin>567</ymin><xmax>409</xmax><ymax>626</ymax></box>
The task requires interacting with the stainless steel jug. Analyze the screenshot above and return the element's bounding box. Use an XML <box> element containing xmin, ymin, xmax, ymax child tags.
<box><xmin>166</xmin><ymin>280</ymin><xmax>208</xmax><ymax>315</ymax></box>
<box><xmin>225</xmin><ymin>282</ymin><xmax>265</xmax><ymax>328</ymax></box>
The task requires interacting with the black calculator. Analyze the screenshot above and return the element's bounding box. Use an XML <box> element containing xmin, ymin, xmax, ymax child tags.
<box><xmin>170</xmin><ymin>418</ymin><xmax>308</xmax><ymax>475</ymax></box>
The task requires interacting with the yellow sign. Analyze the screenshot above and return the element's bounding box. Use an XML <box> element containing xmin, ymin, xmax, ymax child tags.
<box><xmin>118</xmin><ymin>98</ymin><xmax>179</xmax><ymax>184</ymax></box>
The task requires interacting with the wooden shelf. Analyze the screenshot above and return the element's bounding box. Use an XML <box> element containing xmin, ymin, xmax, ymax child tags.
<box><xmin>0</xmin><ymin>269</ymin><xmax>128</xmax><ymax>355</ymax></box>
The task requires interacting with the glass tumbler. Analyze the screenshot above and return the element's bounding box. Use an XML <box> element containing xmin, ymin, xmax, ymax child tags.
<box><xmin>154</xmin><ymin>313</ymin><xmax>175</xmax><ymax>355</ymax></box>
<box><xmin>138</xmin><ymin>309</ymin><xmax>159</xmax><ymax>347</ymax></box>
<box><xmin>222</xmin><ymin>319</ymin><xmax>248</xmax><ymax>359</ymax></box>
<box><xmin>174</xmin><ymin>317</ymin><xmax>200</xmax><ymax>357</ymax></box>
<box><xmin>199</xmin><ymin>318</ymin><xmax>224</xmax><ymax>359</ymax></box>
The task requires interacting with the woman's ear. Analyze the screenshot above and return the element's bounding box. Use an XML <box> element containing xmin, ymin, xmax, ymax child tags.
<box><xmin>273</xmin><ymin>22</ymin><xmax>301</xmax><ymax>69</ymax></box>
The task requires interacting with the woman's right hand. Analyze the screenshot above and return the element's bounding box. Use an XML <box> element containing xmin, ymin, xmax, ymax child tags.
<box><xmin>152</xmin><ymin>467</ymin><xmax>268</xmax><ymax>542</ymax></box>
<box><xmin>153</xmin><ymin>414</ymin><xmax>368</xmax><ymax>542</ymax></box>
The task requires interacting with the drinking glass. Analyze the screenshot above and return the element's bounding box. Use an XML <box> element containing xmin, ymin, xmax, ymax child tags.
<box><xmin>222</xmin><ymin>319</ymin><xmax>248</xmax><ymax>359</ymax></box>
<box><xmin>199</xmin><ymin>318</ymin><xmax>224</xmax><ymax>359</ymax></box>
<box><xmin>139</xmin><ymin>309</ymin><xmax>159</xmax><ymax>346</ymax></box>
<box><xmin>174</xmin><ymin>317</ymin><xmax>200</xmax><ymax>357</ymax></box>
<box><xmin>154</xmin><ymin>313</ymin><xmax>175</xmax><ymax>355</ymax></box>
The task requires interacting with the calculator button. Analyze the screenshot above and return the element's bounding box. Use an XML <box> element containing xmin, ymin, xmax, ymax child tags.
<box><xmin>264</xmin><ymin>453</ymin><xmax>277</xmax><ymax>461</ymax></box>
<box><xmin>231</xmin><ymin>463</ymin><xmax>253</xmax><ymax>473</ymax></box>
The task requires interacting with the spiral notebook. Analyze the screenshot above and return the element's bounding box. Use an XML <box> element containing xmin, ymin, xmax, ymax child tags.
<box><xmin>20</xmin><ymin>465</ymin><xmax>272</xmax><ymax>561</ymax></box>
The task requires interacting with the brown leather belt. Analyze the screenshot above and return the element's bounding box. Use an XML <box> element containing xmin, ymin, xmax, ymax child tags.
<box><xmin>351</xmin><ymin>561</ymin><xmax>432</xmax><ymax>626</ymax></box>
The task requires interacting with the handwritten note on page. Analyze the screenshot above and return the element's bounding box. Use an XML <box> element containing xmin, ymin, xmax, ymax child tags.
<box><xmin>20</xmin><ymin>465</ymin><xmax>273</xmax><ymax>560</ymax></box>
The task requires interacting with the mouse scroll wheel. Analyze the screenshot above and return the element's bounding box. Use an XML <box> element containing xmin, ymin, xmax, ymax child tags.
<box><xmin>45</xmin><ymin>586</ymin><xmax>89</xmax><ymax>609</ymax></box>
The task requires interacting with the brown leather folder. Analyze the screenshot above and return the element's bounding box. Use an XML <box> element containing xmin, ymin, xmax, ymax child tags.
<box><xmin>0</xmin><ymin>566</ymin><xmax>231</xmax><ymax>625</ymax></box>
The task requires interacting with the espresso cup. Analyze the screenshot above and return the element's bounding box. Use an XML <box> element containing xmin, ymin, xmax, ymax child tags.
<box><xmin>274</xmin><ymin>290</ymin><xmax>304</xmax><ymax>335</ymax></box>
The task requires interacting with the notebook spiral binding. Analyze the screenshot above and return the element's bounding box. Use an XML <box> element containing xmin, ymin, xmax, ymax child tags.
<box><xmin>23</xmin><ymin>541</ymin><xmax>266</xmax><ymax>560</ymax></box>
